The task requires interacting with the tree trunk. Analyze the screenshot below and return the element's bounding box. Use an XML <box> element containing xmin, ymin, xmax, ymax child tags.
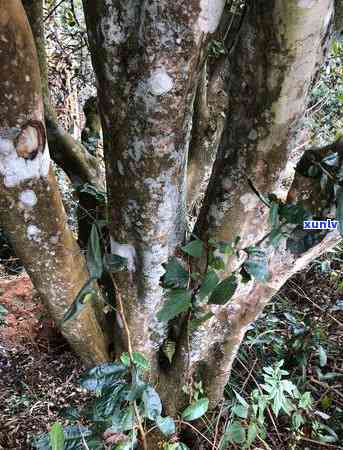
<box><xmin>82</xmin><ymin>0</ymin><xmax>226</xmax><ymax>368</ymax></box>
<box><xmin>178</xmin><ymin>0</ymin><xmax>335</xmax><ymax>407</ymax></box>
<box><xmin>22</xmin><ymin>0</ymin><xmax>104</xmax><ymax>190</ymax></box>
<box><xmin>0</xmin><ymin>0</ymin><xmax>109</xmax><ymax>366</ymax></box>
<box><xmin>6</xmin><ymin>0</ymin><xmax>339</xmax><ymax>421</ymax></box>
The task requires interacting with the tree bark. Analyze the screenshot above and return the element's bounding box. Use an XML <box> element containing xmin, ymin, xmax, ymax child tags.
<box><xmin>173</xmin><ymin>0</ymin><xmax>335</xmax><ymax>408</ymax></box>
<box><xmin>82</xmin><ymin>0</ymin><xmax>227</xmax><ymax>369</ymax></box>
<box><xmin>22</xmin><ymin>0</ymin><xmax>104</xmax><ymax>190</ymax></box>
<box><xmin>0</xmin><ymin>0</ymin><xmax>109</xmax><ymax>365</ymax></box>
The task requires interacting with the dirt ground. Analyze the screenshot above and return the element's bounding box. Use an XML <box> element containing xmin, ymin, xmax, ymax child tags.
<box><xmin>0</xmin><ymin>274</ymin><xmax>88</xmax><ymax>450</ymax></box>
<box><xmin>0</xmin><ymin>265</ymin><xmax>342</xmax><ymax>450</ymax></box>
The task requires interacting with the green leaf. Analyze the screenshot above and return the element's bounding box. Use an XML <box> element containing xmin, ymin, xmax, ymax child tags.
<box><xmin>226</xmin><ymin>421</ymin><xmax>246</xmax><ymax>444</ymax></box>
<box><xmin>103</xmin><ymin>253</ymin><xmax>128</xmax><ymax>273</ymax></box>
<box><xmin>132</xmin><ymin>352</ymin><xmax>150</xmax><ymax>371</ymax></box>
<box><xmin>181</xmin><ymin>240</ymin><xmax>204</xmax><ymax>258</ymax></box>
<box><xmin>87</xmin><ymin>224</ymin><xmax>103</xmax><ymax>278</ymax></box>
<box><xmin>181</xmin><ymin>398</ymin><xmax>209</xmax><ymax>421</ymax></box>
<box><xmin>269</xmin><ymin>202</ymin><xmax>279</xmax><ymax>228</ymax></box>
<box><xmin>142</xmin><ymin>386</ymin><xmax>162</xmax><ymax>420</ymax></box>
<box><xmin>157</xmin><ymin>289</ymin><xmax>192</xmax><ymax>322</ymax></box>
<box><xmin>336</xmin><ymin>187</ymin><xmax>343</xmax><ymax>238</ymax></box>
<box><xmin>80</xmin><ymin>362</ymin><xmax>128</xmax><ymax>393</ymax></box>
<box><xmin>110</xmin><ymin>406</ymin><xmax>136</xmax><ymax>433</ymax></box>
<box><xmin>62</xmin><ymin>278</ymin><xmax>97</xmax><ymax>323</ymax></box>
<box><xmin>243</xmin><ymin>253</ymin><xmax>270</xmax><ymax>282</ymax></box>
<box><xmin>120</xmin><ymin>353</ymin><xmax>131</xmax><ymax>367</ymax></box>
<box><xmin>232</xmin><ymin>404</ymin><xmax>248</xmax><ymax>419</ymax></box>
<box><xmin>162</xmin><ymin>257</ymin><xmax>189</xmax><ymax>288</ymax></box>
<box><xmin>49</xmin><ymin>423</ymin><xmax>64</xmax><ymax>450</ymax></box>
<box><xmin>208</xmin><ymin>274</ymin><xmax>237</xmax><ymax>305</ymax></box>
<box><xmin>156</xmin><ymin>416</ymin><xmax>176</xmax><ymax>436</ymax></box>
<box><xmin>198</xmin><ymin>271</ymin><xmax>219</xmax><ymax>301</ymax></box>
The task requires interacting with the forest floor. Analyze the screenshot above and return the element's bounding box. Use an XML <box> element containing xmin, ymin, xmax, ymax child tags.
<box><xmin>0</xmin><ymin>260</ymin><xmax>342</xmax><ymax>450</ymax></box>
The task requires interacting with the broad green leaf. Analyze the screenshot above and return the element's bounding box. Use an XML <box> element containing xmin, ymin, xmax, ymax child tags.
<box><xmin>156</xmin><ymin>416</ymin><xmax>176</xmax><ymax>436</ymax></box>
<box><xmin>208</xmin><ymin>274</ymin><xmax>237</xmax><ymax>305</ymax></box>
<box><xmin>77</xmin><ymin>183</ymin><xmax>106</xmax><ymax>203</ymax></box>
<box><xmin>110</xmin><ymin>406</ymin><xmax>135</xmax><ymax>433</ymax></box>
<box><xmin>80</xmin><ymin>362</ymin><xmax>128</xmax><ymax>393</ymax></box>
<box><xmin>120</xmin><ymin>352</ymin><xmax>150</xmax><ymax>371</ymax></box>
<box><xmin>49</xmin><ymin>423</ymin><xmax>64</xmax><ymax>450</ymax></box>
<box><xmin>232</xmin><ymin>404</ymin><xmax>248</xmax><ymax>419</ymax></box>
<box><xmin>233</xmin><ymin>390</ymin><xmax>249</xmax><ymax>408</ymax></box>
<box><xmin>142</xmin><ymin>386</ymin><xmax>162</xmax><ymax>420</ymax></box>
<box><xmin>33</xmin><ymin>426</ymin><xmax>98</xmax><ymax>450</ymax></box>
<box><xmin>62</xmin><ymin>278</ymin><xmax>97</xmax><ymax>323</ymax></box>
<box><xmin>336</xmin><ymin>187</ymin><xmax>343</xmax><ymax>238</ymax></box>
<box><xmin>120</xmin><ymin>353</ymin><xmax>131</xmax><ymax>367</ymax></box>
<box><xmin>157</xmin><ymin>289</ymin><xmax>192</xmax><ymax>322</ymax></box>
<box><xmin>225</xmin><ymin>421</ymin><xmax>246</xmax><ymax>444</ymax></box>
<box><xmin>181</xmin><ymin>398</ymin><xmax>209</xmax><ymax>421</ymax></box>
<box><xmin>243</xmin><ymin>256</ymin><xmax>270</xmax><ymax>282</ymax></box>
<box><xmin>198</xmin><ymin>271</ymin><xmax>219</xmax><ymax>301</ymax></box>
<box><xmin>132</xmin><ymin>352</ymin><xmax>150</xmax><ymax>371</ymax></box>
<box><xmin>162</xmin><ymin>257</ymin><xmax>189</xmax><ymax>288</ymax></box>
<box><xmin>87</xmin><ymin>224</ymin><xmax>103</xmax><ymax>278</ymax></box>
<box><xmin>103</xmin><ymin>253</ymin><xmax>128</xmax><ymax>273</ymax></box>
<box><xmin>181</xmin><ymin>240</ymin><xmax>204</xmax><ymax>258</ymax></box>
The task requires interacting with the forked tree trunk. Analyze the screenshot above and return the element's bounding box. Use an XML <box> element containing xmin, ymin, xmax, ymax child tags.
<box><xmin>2</xmin><ymin>0</ymin><xmax>338</xmax><ymax>420</ymax></box>
<box><xmin>0</xmin><ymin>0</ymin><xmax>109</xmax><ymax>366</ymax></box>
<box><xmin>82</xmin><ymin>0</ymin><xmax>336</xmax><ymax>414</ymax></box>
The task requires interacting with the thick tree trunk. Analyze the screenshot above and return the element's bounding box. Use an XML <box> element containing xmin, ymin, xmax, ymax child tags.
<box><xmin>22</xmin><ymin>0</ymin><xmax>104</xmax><ymax>190</ymax></box>
<box><xmin>172</xmin><ymin>0</ymin><xmax>335</xmax><ymax>408</ymax></box>
<box><xmin>0</xmin><ymin>0</ymin><xmax>109</xmax><ymax>365</ymax></box>
<box><xmin>83</xmin><ymin>0</ymin><xmax>226</xmax><ymax>368</ymax></box>
<box><xmin>80</xmin><ymin>0</ymin><xmax>338</xmax><ymax>415</ymax></box>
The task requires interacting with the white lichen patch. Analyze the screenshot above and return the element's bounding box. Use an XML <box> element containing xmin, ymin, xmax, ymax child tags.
<box><xmin>297</xmin><ymin>0</ymin><xmax>316</xmax><ymax>8</ymax></box>
<box><xmin>198</xmin><ymin>0</ymin><xmax>226</xmax><ymax>33</ymax></box>
<box><xmin>110</xmin><ymin>237</ymin><xmax>137</xmax><ymax>272</ymax></box>
<box><xmin>147</xmin><ymin>68</ymin><xmax>174</xmax><ymax>96</ymax></box>
<box><xmin>27</xmin><ymin>224</ymin><xmax>41</xmax><ymax>242</ymax></box>
<box><xmin>19</xmin><ymin>189</ymin><xmax>37</xmax><ymax>208</ymax></box>
<box><xmin>239</xmin><ymin>192</ymin><xmax>260</xmax><ymax>212</ymax></box>
<box><xmin>0</xmin><ymin>134</ymin><xmax>50</xmax><ymax>188</ymax></box>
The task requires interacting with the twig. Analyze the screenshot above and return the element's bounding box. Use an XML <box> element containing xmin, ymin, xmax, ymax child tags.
<box><xmin>213</xmin><ymin>401</ymin><xmax>224</xmax><ymax>450</ymax></box>
<box><xmin>288</xmin><ymin>280</ymin><xmax>343</xmax><ymax>327</ymax></box>
<box><xmin>44</xmin><ymin>0</ymin><xmax>67</xmax><ymax>22</ymax></box>
<box><xmin>257</xmin><ymin>434</ymin><xmax>273</xmax><ymax>450</ymax></box>
<box><xmin>237</xmin><ymin>358</ymin><xmax>282</xmax><ymax>444</ymax></box>
<box><xmin>299</xmin><ymin>436</ymin><xmax>343</xmax><ymax>449</ymax></box>
<box><xmin>109</xmin><ymin>273</ymin><xmax>147</xmax><ymax>450</ymax></box>
<box><xmin>177</xmin><ymin>420</ymin><xmax>218</xmax><ymax>449</ymax></box>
